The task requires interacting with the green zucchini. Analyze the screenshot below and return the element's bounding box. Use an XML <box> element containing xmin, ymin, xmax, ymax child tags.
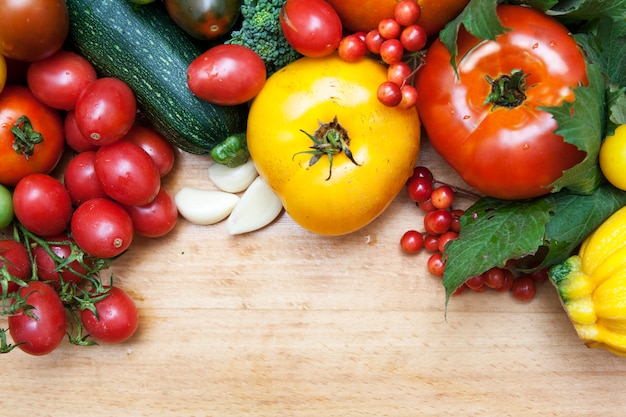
<box><xmin>65</xmin><ymin>0</ymin><xmax>248</xmax><ymax>155</ymax></box>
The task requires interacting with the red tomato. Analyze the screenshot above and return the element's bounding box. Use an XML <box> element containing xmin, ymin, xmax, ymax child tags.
<box><xmin>0</xmin><ymin>0</ymin><xmax>69</xmax><ymax>62</ymax></box>
<box><xmin>26</xmin><ymin>50</ymin><xmax>97</xmax><ymax>110</ymax></box>
<box><xmin>187</xmin><ymin>44</ymin><xmax>266</xmax><ymax>106</ymax></box>
<box><xmin>164</xmin><ymin>0</ymin><xmax>241</xmax><ymax>40</ymax></box>
<box><xmin>63</xmin><ymin>110</ymin><xmax>98</xmax><ymax>153</ymax></box>
<box><xmin>74</xmin><ymin>77</ymin><xmax>137</xmax><ymax>146</ymax></box>
<box><xmin>122</xmin><ymin>187</ymin><xmax>178</xmax><ymax>238</ymax></box>
<box><xmin>122</xmin><ymin>125</ymin><xmax>176</xmax><ymax>177</ymax></box>
<box><xmin>0</xmin><ymin>240</ymin><xmax>31</xmax><ymax>295</ymax></box>
<box><xmin>80</xmin><ymin>285</ymin><xmax>139</xmax><ymax>344</ymax></box>
<box><xmin>0</xmin><ymin>86</ymin><xmax>65</xmax><ymax>186</ymax></box>
<box><xmin>63</xmin><ymin>151</ymin><xmax>108</xmax><ymax>206</ymax></box>
<box><xmin>279</xmin><ymin>0</ymin><xmax>343</xmax><ymax>58</ymax></box>
<box><xmin>13</xmin><ymin>173</ymin><xmax>73</xmax><ymax>237</ymax></box>
<box><xmin>95</xmin><ymin>140</ymin><xmax>161</xmax><ymax>206</ymax></box>
<box><xmin>415</xmin><ymin>5</ymin><xmax>588</xmax><ymax>200</ymax></box>
<box><xmin>32</xmin><ymin>234</ymin><xmax>88</xmax><ymax>287</ymax></box>
<box><xmin>8</xmin><ymin>281</ymin><xmax>67</xmax><ymax>356</ymax></box>
<box><xmin>70</xmin><ymin>198</ymin><xmax>134</xmax><ymax>258</ymax></box>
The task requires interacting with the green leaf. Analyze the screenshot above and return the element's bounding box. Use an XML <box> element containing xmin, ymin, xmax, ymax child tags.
<box><xmin>540</xmin><ymin>62</ymin><xmax>605</xmax><ymax>195</ymax></box>
<box><xmin>439</xmin><ymin>0</ymin><xmax>506</xmax><ymax>74</ymax></box>
<box><xmin>442</xmin><ymin>197</ymin><xmax>555</xmax><ymax>304</ymax></box>
<box><xmin>547</xmin><ymin>0</ymin><xmax>626</xmax><ymax>21</ymax></box>
<box><xmin>443</xmin><ymin>183</ymin><xmax>626</xmax><ymax>307</ymax></box>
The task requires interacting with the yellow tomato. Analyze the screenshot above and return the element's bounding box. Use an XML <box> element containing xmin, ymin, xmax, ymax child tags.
<box><xmin>247</xmin><ymin>55</ymin><xmax>421</xmax><ymax>236</ymax></box>
<box><xmin>600</xmin><ymin>124</ymin><xmax>626</xmax><ymax>190</ymax></box>
<box><xmin>0</xmin><ymin>54</ymin><xmax>6</xmax><ymax>93</ymax></box>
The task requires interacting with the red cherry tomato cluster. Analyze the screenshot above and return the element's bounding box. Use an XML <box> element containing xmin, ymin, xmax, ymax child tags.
<box><xmin>401</xmin><ymin>166</ymin><xmax>547</xmax><ymax>302</ymax></box>
<box><xmin>1</xmin><ymin>49</ymin><xmax>180</xmax><ymax>355</ymax></box>
<box><xmin>336</xmin><ymin>0</ymin><xmax>427</xmax><ymax>108</ymax></box>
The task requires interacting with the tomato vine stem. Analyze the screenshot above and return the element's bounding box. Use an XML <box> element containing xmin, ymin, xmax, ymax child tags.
<box><xmin>484</xmin><ymin>69</ymin><xmax>528</xmax><ymax>110</ymax></box>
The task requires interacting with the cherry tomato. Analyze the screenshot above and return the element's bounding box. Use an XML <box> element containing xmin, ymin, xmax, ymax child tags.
<box><xmin>0</xmin><ymin>239</ymin><xmax>30</xmax><ymax>295</ymax></box>
<box><xmin>599</xmin><ymin>124</ymin><xmax>626</xmax><ymax>191</ymax></box>
<box><xmin>71</xmin><ymin>198</ymin><xmax>134</xmax><ymax>258</ymax></box>
<box><xmin>325</xmin><ymin>0</ymin><xmax>469</xmax><ymax>37</ymax></box>
<box><xmin>13</xmin><ymin>173</ymin><xmax>73</xmax><ymax>237</ymax></box>
<box><xmin>122</xmin><ymin>125</ymin><xmax>176</xmax><ymax>177</ymax></box>
<box><xmin>164</xmin><ymin>0</ymin><xmax>241</xmax><ymax>40</ymax></box>
<box><xmin>32</xmin><ymin>234</ymin><xmax>88</xmax><ymax>287</ymax></box>
<box><xmin>0</xmin><ymin>0</ymin><xmax>69</xmax><ymax>62</ymax></box>
<box><xmin>279</xmin><ymin>0</ymin><xmax>343</xmax><ymax>58</ymax></box>
<box><xmin>0</xmin><ymin>86</ymin><xmax>65</xmax><ymax>186</ymax></box>
<box><xmin>63</xmin><ymin>110</ymin><xmax>98</xmax><ymax>153</ymax></box>
<box><xmin>187</xmin><ymin>44</ymin><xmax>266</xmax><ymax>106</ymax></box>
<box><xmin>63</xmin><ymin>151</ymin><xmax>108</xmax><ymax>206</ymax></box>
<box><xmin>95</xmin><ymin>140</ymin><xmax>161</xmax><ymax>206</ymax></box>
<box><xmin>247</xmin><ymin>55</ymin><xmax>421</xmax><ymax>235</ymax></box>
<box><xmin>0</xmin><ymin>184</ymin><xmax>13</xmax><ymax>229</ymax></box>
<box><xmin>26</xmin><ymin>50</ymin><xmax>97</xmax><ymax>111</ymax></box>
<box><xmin>122</xmin><ymin>187</ymin><xmax>178</xmax><ymax>238</ymax></box>
<box><xmin>8</xmin><ymin>281</ymin><xmax>67</xmax><ymax>356</ymax></box>
<box><xmin>415</xmin><ymin>5</ymin><xmax>588</xmax><ymax>200</ymax></box>
<box><xmin>74</xmin><ymin>77</ymin><xmax>137</xmax><ymax>146</ymax></box>
<box><xmin>80</xmin><ymin>285</ymin><xmax>139</xmax><ymax>344</ymax></box>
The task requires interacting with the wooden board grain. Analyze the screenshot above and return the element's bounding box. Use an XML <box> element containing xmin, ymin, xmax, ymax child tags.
<box><xmin>2</xmin><ymin>139</ymin><xmax>626</xmax><ymax>417</ymax></box>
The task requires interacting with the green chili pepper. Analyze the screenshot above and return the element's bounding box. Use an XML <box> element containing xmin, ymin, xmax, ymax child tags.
<box><xmin>210</xmin><ymin>133</ymin><xmax>250</xmax><ymax>168</ymax></box>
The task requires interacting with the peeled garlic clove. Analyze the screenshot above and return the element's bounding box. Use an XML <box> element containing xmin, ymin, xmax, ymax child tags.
<box><xmin>174</xmin><ymin>187</ymin><xmax>240</xmax><ymax>225</ymax></box>
<box><xmin>226</xmin><ymin>176</ymin><xmax>283</xmax><ymax>235</ymax></box>
<box><xmin>208</xmin><ymin>159</ymin><xmax>258</xmax><ymax>193</ymax></box>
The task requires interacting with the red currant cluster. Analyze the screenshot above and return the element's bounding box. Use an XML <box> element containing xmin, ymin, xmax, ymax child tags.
<box><xmin>400</xmin><ymin>166</ymin><xmax>548</xmax><ymax>302</ymax></box>
<box><xmin>337</xmin><ymin>0</ymin><xmax>427</xmax><ymax>109</ymax></box>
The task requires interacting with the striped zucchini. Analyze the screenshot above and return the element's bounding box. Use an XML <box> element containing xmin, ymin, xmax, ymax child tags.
<box><xmin>65</xmin><ymin>0</ymin><xmax>248</xmax><ymax>154</ymax></box>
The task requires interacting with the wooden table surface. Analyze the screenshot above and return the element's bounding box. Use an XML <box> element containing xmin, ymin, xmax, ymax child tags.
<box><xmin>2</xmin><ymin>139</ymin><xmax>626</xmax><ymax>417</ymax></box>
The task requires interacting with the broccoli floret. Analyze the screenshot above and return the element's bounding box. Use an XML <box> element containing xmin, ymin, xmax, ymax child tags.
<box><xmin>226</xmin><ymin>0</ymin><xmax>301</xmax><ymax>75</ymax></box>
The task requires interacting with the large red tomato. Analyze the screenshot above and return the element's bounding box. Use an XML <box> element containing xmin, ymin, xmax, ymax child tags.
<box><xmin>325</xmin><ymin>0</ymin><xmax>470</xmax><ymax>37</ymax></box>
<box><xmin>0</xmin><ymin>86</ymin><xmax>65</xmax><ymax>186</ymax></box>
<box><xmin>414</xmin><ymin>5</ymin><xmax>588</xmax><ymax>200</ymax></box>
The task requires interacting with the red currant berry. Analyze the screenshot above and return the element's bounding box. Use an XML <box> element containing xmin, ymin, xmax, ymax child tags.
<box><xmin>427</xmin><ymin>252</ymin><xmax>445</xmax><ymax>277</ymax></box>
<box><xmin>437</xmin><ymin>231</ymin><xmax>458</xmax><ymax>253</ymax></box>
<box><xmin>483</xmin><ymin>267</ymin><xmax>505</xmax><ymax>289</ymax></box>
<box><xmin>410</xmin><ymin>166</ymin><xmax>434</xmax><ymax>182</ymax></box>
<box><xmin>424</xmin><ymin>209</ymin><xmax>452</xmax><ymax>235</ymax></box>
<box><xmin>387</xmin><ymin>61</ymin><xmax>412</xmax><ymax>86</ymax></box>
<box><xmin>418</xmin><ymin>198</ymin><xmax>436</xmax><ymax>212</ymax></box>
<box><xmin>400</xmin><ymin>24</ymin><xmax>428</xmax><ymax>52</ymax></box>
<box><xmin>495</xmin><ymin>269</ymin><xmax>515</xmax><ymax>293</ymax></box>
<box><xmin>465</xmin><ymin>274</ymin><xmax>485</xmax><ymax>291</ymax></box>
<box><xmin>511</xmin><ymin>276</ymin><xmax>536</xmax><ymax>302</ymax></box>
<box><xmin>423</xmin><ymin>234</ymin><xmax>440</xmax><ymax>253</ymax></box>
<box><xmin>377</xmin><ymin>81</ymin><xmax>402</xmax><ymax>107</ymax></box>
<box><xmin>394</xmin><ymin>0</ymin><xmax>421</xmax><ymax>26</ymax></box>
<box><xmin>400</xmin><ymin>230</ymin><xmax>424</xmax><ymax>254</ymax></box>
<box><xmin>449</xmin><ymin>209</ymin><xmax>464</xmax><ymax>233</ymax></box>
<box><xmin>378</xmin><ymin>18</ymin><xmax>402</xmax><ymax>39</ymax></box>
<box><xmin>529</xmin><ymin>268</ymin><xmax>549</xmax><ymax>282</ymax></box>
<box><xmin>399</xmin><ymin>85</ymin><xmax>418</xmax><ymax>109</ymax></box>
<box><xmin>365</xmin><ymin>29</ymin><xmax>384</xmax><ymax>54</ymax></box>
<box><xmin>406</xmin><ymin>176</ymin><xmax>433</xmax><ymax>203</ymax></box>
<box><xmin>431</xmin><ymin>184</ymin><xmax>455</xmax><ymax>210</ymax></box>
<box><xmin>338</xmin><ymin>34</ymin><xmax>367</xmax><ymax>62</ymax></box>
<box><xmin>379</xmin><ymin>38</ymin><xmax>404</xmax><ymax>65</ymax></box>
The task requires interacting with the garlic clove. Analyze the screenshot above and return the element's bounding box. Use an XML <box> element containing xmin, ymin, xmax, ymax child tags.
<box><xmin>208</xmin><ymin>159</ymin><xmax>258</xmax><ymax>193</ymax></box>
<box><xmin>226</xmin><ymin>176</ymin><xmax>283</xmax><ymax>235</ymax></box>
<box><xmin>174</xmin><ymin>187</ymin><xmax>240</xmax><ymax>225</ymax></box>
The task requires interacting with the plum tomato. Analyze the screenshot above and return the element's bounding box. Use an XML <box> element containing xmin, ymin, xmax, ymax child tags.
<box><xmin>246</xmin><ymin>55</ymin><xmax>421</xmax><ymax>235</ymax></box>
<box><xmin>122</xmin><ymin>125</ymin><xmax>176</xmax><ymax>177</ymax></box>
<box><xmin>13</xmin><ymin>173</ymin><xmax>73</xmax><ymax>237</ymax></box>
<box><xmin>0</xmin><ymin>0</ymin><xmax>69</xmax><ymax>62</ymax></box>
<box><xmin>187</xmin><ymin>44</ymin><xmax>266</xmax><ymax>106</ymax></box>
<box><xmin>63</xmin><ymin>151</ymin><xmax>108</xmax><ymax>206</ymax></box>
<box><xmin>164</xmin><ymin>0</ymin><xmax>241</xmax><ymax>40</ymax></box>
<box><xmin>70</xmin><ymin>198</ymin><xmax>134</xmax><ymax>259</ymax></box>
<box><xmin>95</xmin><ymin>140</ymin><xmax>161</xmax><ymax>206</ymax></box>
<box><xmin>122</xmin><ymin>187</ymin><xmax>178</xmax><ymax>238</ymax></box>
<box><xmin>0</xmin><ymin>239</ymin><xmax>30</xmax><ymax>295</ymax></box>
<box><xmin>74</xmin><ymin>77</ymin><xmax>137</xmax><ymax>146</ymax></box>
<box><xmin>0</xmin><ymin>86</ymin><xmax>65</xmax><ymax>186</ymax></box>
<box><xmin>279</xmin><ymin>0</ymin><xmax>343</xmax><ymax>58</ymax></box>
<box><xmin>26</xmin><ymin>50</ymin><xmax>97</xmax><ymax>111</ymax></box>
<box><xmin>8</xmin><ymin>281</ymin><xmax>67</xmax><ymax>356</ymax></box>
<box><xmin>0</xmin><ymin>184</ymin><xmax>14</xmax><ymax>229</ymax></box>
<box><xmin>32</xmin><ymin>234</ymin><xmax>88</xmax><ymax>287</ymax></box>
<box><xmin>80</xmin><ymin>285</ymin><xmax>139</xmax><ymax>344</ymax></box>
<box><xmin>415</xmin><ymin>5</ymin><xmax>588</xmax><ymax>199</ymax></box>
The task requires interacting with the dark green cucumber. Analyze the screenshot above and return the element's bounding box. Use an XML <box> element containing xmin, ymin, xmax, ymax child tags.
<box><xmin>65</xmin><ymin>0</ymin><xmax>248</xmax><ymax>155</ymax></box>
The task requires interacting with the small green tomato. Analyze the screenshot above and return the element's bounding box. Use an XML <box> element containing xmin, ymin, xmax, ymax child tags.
<box><xmin>0</xmin><ymin>184</ymin><xmax>14</xmax><ymax>229</ymax></box>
